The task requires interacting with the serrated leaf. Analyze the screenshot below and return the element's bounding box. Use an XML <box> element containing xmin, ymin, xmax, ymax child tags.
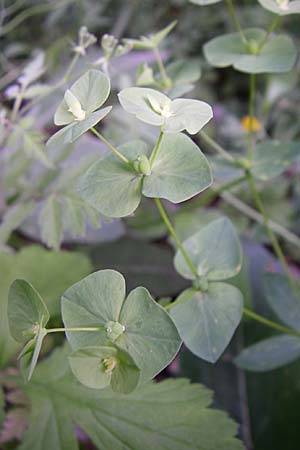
<box><xmin>174</xmin><ymin>217</ymin><xmax>242</xmax><ymax>281</ymax></box>
<box><xmin>235</xmin><ymin>334</ymin><xmax>300</xmax><ymax>371</ymax></box>
<box><xmin>62</xmin><ymin>269</ymin><xmax>181</xmax><ymax>383</ymax></box>
<box><xmin>19</xmin><ymin>346</ymin><xmax>244</xmax><ymax>450</ymax></box>
<box><xmin>143</xmin><ymin>132</ymin><xmax>212</xmax><ymax>202</ymax></box>
<box><xmin>171</xmin><ymin>283</ymin><xmax>243</xmax><ymax>362</ymax></box>
<box><xmin>38</xmin><ymin>195</ymin><xmax>63</xmax><ymax>251</ymax></box>
<box><xmin>47</xmin><ymin>106</ymin><xmax>112</xmax><ymax>147</ymax></box>
<box><xmin>204</xmin><ymin>28</ymin><xmax>297</xmax><ymax>74</ymax></box>
<box><xmin>258</xmin><ymin>0</ymin><xmax>300</xmax><ymax>15</ymax></box>
<box><xmin>7</xmin><ymin>279</ymin><xmax>49</xmax><ymax>343</ymax></box>
<box><xmin>251</xmin><ymin>140</ymin><xmax>300</xmax><ymax>180</ymax></box>
<box><xmin>0</xmin><ymin>202</ymin><xmax>35</xmax><ymax>244</ymax></box>
<box><xmin>118</xmin><ymin>87</ymin><xmax>213</xmax><ymax>134</ymax></box>
<box><xmin>264</xmin><ymin>272</ymin><xmax>300</xmax><ymax>331</ymax></box>
<box><xmin>69</xmin><ymin>345</ymin><xmax>140</xmax><ymax>393</ymax></box>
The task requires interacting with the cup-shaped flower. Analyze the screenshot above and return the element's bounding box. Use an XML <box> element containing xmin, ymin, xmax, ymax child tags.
<box><xmin>68</xmin><ymin>345</ymin><xmax>140</xmax><ymax>393</ymax></box>
<box><xmin>47</xmin><ymin>70</ymin><xmax>112</xmax><ymax>148</ymax></box>
<box><xmin>118</xmin><ymin>87</ymin><xmax>213</xmax><ymax>134</ymax></box>
<box><xmin>258</xmin><ymin>0</ymin><xmax>300</xmax><ymax>15</ymax></box>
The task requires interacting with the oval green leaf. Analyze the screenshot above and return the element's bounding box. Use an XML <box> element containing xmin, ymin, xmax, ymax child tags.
<box><xmin>174</xmin><ymin>217</ymin><xmax>242</xmax><ymax>281</ymax></box>
<box><xmin>204</xmin><ymin>28</ymin><xmax>297</xmax><ymax>74</ymax></box>
<box><xmin>171</xmin><ymin>283</ymin><xmax>243</xmax><ymax>362</ymax></box>
<box><xmin>258</xmin><ymin>0</ymin><xmax>300</xmax><ymax>15</ymax></box>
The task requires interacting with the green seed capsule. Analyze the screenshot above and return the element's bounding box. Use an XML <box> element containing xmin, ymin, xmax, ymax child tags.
<box><xmin>247</xmin><ymin>39</ymin><xmax>260</xmax><ymax>55</ymax></box>
<box><xmin>138</xmin><ymin>155</ymin><xmax>152</xmax><ymax>176</ymax></box>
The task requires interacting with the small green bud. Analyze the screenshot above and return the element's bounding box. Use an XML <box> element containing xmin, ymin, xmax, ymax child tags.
<box><xmin>247</xmin><ymin>39</ymin><xmax>260</xmax><ymax>55</ymax></box>
<box><xmin>106</xmin><ymin>320</ymin><xmax>125</xmax><ymax>342</ymax></box>
<box><xmin>193</xmin><ymin>277</ymin><xmax>209</xmax><ymax>292</ymax></box>
<box><xmin>236</xmin><ymin>157</ymin><xmax>252</xmax><ymax>171</ymax></box>
<box><xmin>133</xmin><ymin>155</ymin><xmax>152</xmax><ymax>176</ymax></box>
<box><xmin>101</xmin><ymin>34</ymin><xmax>118</xmax><ymax>58</ymax></box>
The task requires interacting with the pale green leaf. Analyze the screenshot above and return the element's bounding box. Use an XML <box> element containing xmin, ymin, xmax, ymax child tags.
<box><xmin>19</xmin><ymin>346</ymin><xmax>244</xmax><ymax>450</ymax></box>
<box><xmin>174</xmin><ymin>217</ymin><xmax>242</xmax><ymax>281</ymax></box>
<box><xmin>264</xmin><ymin>273</ymin><xmax>300</xmax><ymax>331</ymax></box>
<box><xmin>190</xmin><ymin>0</ymin><xmax>223</xmax><ymax>4</ymax></box>
<box><xmin>258</xmin><ymin>0</ymin><xmax>300</xmax><ymax>15</ymax></box>
<box><xmin>0</xmin><ymin>202</ymin><xmax>35</xmax><ymax>244</ymax></box>
<box><xmin>118</xmin><ymin>87</ymin><xmax>213</xmax><ymax>134</ymax></box>
<box><xmin>143</xmin><ymin>132</ymin><xmax>212</xmax><ymax>203</ymax></box>
<box><xmin>235</xmin><ymin>335</ymin><xmax>300</xmax><ymax>371</ymax></box>
<box><xmin>38</xmin><ymin>195</ymin><xmax>63</xmax><ymax>251</ymax></box>
<box><xmin>171</xmin><ymin>283</ymin><xmax>243</xmax><ymax>362</ymax></box>
<box><xmin>8</xmin><ymin>279</ymin><xmax>49</xmax><ymax>343</ymax></box>
<box><xmin>54</xmin><ymin>70</ymin><xmax>111</xmax><ymax>125</ymax></box>
<box><xmin>251</xmin><ymin>140</ymin><xmax>300</xmax><ymax>180</ymax></box>
<box><xmin>204</xmin><ymin>28</ymin><xmax>297</xmax><ymax>74</ymax></box>
<box><xmin>69</xmin><ymin>345</ymin><xmax>140</xmax><ymax>393</ymax></box>
<box><xmin>78</xmin><ymin>140</ymin><xmax>146</xmax><ymax>217</ymax></box>
<box><xmin>47</xmin><ymin>106</ymin><xmax>112</xmax><ymax>147</ymax></box>
<box><xmin>62</xmin><ymin>270</ymin><xmax>181</xmax><ymax>383</ymax></box>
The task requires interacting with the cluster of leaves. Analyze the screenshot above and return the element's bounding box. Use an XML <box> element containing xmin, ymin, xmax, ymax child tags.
<box><xmin>1</xmin><ymin>0</ymin><xmax>300</xmax><ymax>448</ymax></box>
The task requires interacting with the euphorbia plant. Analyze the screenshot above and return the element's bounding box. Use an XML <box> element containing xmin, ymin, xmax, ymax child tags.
<box><xmin>1</xmin><ymin>1</ymin><xmax>300</xmax><ymax>448</ymax></box>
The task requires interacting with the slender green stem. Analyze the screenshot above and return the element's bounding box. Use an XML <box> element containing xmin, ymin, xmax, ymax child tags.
<box><xmin>165</xmin><ymin>289</ymin><xmax>196</xmax><ymax>311</ymax></box>
<box><xmin>153</xmin><ymin>47</ymin><xmax>171</xmax><ymax>88</ymax></box>
<box><xmin>199</xmin><ymin>130</ymin><xmax>235</xmax><ymax>162</ymax></box>
<box><xmin>154</xmin><ymin>198</ymin><xmax>199</xmax><ymax>279</ymax></box>
<box><xmin>225</xmin><ymin>0</ymin><xmax>247</xmax><ymax>44</ymax></box>
<box><xmin>62</xmin><ymin>53</ymin><xmax>79</xmax><ymax>82</ymax></box>
<box><xmin>47</xmin><ymin>326</ymin><xmax>106</xmax><ymax>334</ymax></box>
<box><xmin>247</xmin><ymin>73</ymin><xmax>256</xmax><ymax>161</ymax></box>
<box><xmin>91</xmin><ymin>127</ymin><xmax>131</xmax><ymax>166</ymax></box>
<box><xmin>11</xmin><ymin>86</ymin><xmax>25</xmax><ymax>122</ymax></box>
<box><xmin>243</xmin><ymin>307</ymin><xmax>300</xmax><ymax>336</ymax></box>
<box><xmin>259</xmin><ymin>15</ymin><xmax>281</xmax><ymax>50</ymax></box>
<box><xmin>247</xmin><ymin>173</ymin><xmax>299</xmax><ymax>295</ymax></box>
<box><xmin>150</xmin><ymin>131</ymin><xmax>163</xmax><ymax>166</ymax></box>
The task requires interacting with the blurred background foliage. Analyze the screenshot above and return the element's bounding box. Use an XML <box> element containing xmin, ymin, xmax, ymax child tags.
<box><xmin>1</xmin><ymin>1</ymin><xmax>300</xmax><ymax>449</ymax></box>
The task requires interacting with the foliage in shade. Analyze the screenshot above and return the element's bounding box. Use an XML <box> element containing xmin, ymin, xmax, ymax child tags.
<box><xmin>190</xmin><ymin>0</ymin><xmax>223</xmax><ymax>4</ymax></box>
<box><xmin>203</xmin><ymin>28</ymin><xmax>297</xmax><ymax>74</ymax></box>
<box><xmin>235</xmin><ymin>335</ymin><xmax>300</xmax><ymax>371</ymax></box>
<box><xmin>18</xmin><ymin>347</ymin><xmax>244</xmax><ymax>450</ymax></box>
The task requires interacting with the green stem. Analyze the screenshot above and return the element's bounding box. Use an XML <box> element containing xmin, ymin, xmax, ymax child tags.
<box><xmin>91</xmin><ymin>127</ymin><xmax>131</xmax><ymax>166</ymax></box>
<box><xmin>247</xmin><ymin>73</ymin><xmax>256</xmax><ymax>161</ymax></box>
<box><xmin>153</xmin><ymin>47</ymin><xmax>171</xmax><ymax>88</ymax></box>
<box><xmin>47</xmin><ymin>326</ymin><xmax>106</xmax><ymax>334</ymax></box>
<box><xmin>259</xmin><ymin>15</ymin><xmax>281</xmax><ymax>50</ymax></box>
<box><xmin>225</xmin><ymin>0</ymin><xmax>247</xmax><ymax>44</ymax></box>
<box><xmin>154</xmin><ymin>198</ymin><xmax>199</xmax><ymax>279</ymax></box>
<box><xmin>247</xmin><ymin>173</ymin><xmax>299</xmax><ymax>295</ymax></box>
<box><xmin>150</xmin><ymin>131</ymin><xmax>164</xmax><ymax>166</ymax></box>
<box><xmin>243</xmin><ymin>307</ymin><xmax>300</xmax><ymax>336</ymax></box>
<box><xmin>199</xmin><ymin>130</ymin><xmax>235</xmax><ymax>162</ymax></box>
<box><xmin>164</xmin><ymin>289</ymin><xmax>195</xmax><ymax>311</ymax></box>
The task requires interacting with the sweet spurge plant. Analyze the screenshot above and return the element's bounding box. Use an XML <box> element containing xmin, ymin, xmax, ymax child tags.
<box><xmin>1</xmin><ymin>1</ymin><xmax>300</xmax><ymax>448</ymax></box>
